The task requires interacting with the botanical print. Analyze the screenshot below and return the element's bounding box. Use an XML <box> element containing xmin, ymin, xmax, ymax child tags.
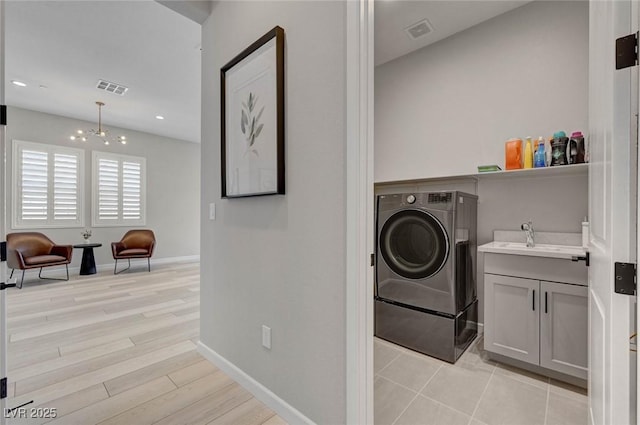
<box><xmin>222</xmin><ymin>28</ymin><xmax>283</xmax><ymax>197</ymax></box>
<box><xmin>240</xmin><ymin>92</ymin><xmax>264</xmax><ymax>156</ymax></box>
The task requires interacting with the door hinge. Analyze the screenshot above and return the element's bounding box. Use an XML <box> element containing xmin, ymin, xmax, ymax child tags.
<box><xmin>571</xmin><ymin>251</ymin><xmax>590</xmax><ymax>267</ymax></box>
<box><xmin>1</xmin><ymin>241</ymin><xmax>6</xmax><ymax>262</ymax></box>
<box><xmin>370</xmin><ymin>253</ymin><xmax>375</xmax><ymax>267</ymax></box>
<box><xmin>616</xmin><ymin>32</ymin><xmax>638</xmax><ymax>70</ymax></box>
<box><xmin>0</xmin><ymin>377</ymin><xmax>6</xmax><ymax>399</ymax></box>
<box><xmin>614</xmin><ymin>262</ymin><xmax>636</xmax><ymax>295</ymax></box>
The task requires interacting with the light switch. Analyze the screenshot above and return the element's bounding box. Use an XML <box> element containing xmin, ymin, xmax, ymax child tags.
<box><xmin>209</xmin><ymin>203</ymin><xmax>216</xmax><ymax>220</ymax></box>
<box><xmin>262</xmin><ymin>325</ymin><xmax>271</xmax><ymax>349</ymax></box>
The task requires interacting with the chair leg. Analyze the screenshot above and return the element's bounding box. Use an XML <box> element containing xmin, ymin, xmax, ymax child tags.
<box><xmin>9</xmin><ymin>269</ymin><xmax>15</xmax><ymax>279</ymax></box>
<box><xmin>114</xmin><ymin>258</ymin><xmax>131</xmax><ymax>275</ymax></box>
<box><xmin>113</xmin><ymin>259</ymin><xmax>117</xmax><ymax>275</ymax></box>
<box><xmin>39</xmin><ymin>265</ymin><xmax>71</xmax><ymax>282</ymax></box>
<box><xmin>18</xmin><ymin>270</ymin><xmax>25</xmax><ymax>289</ymax></box>
<box><xmin>148</xmin><ymin>257</ymin><xmax>151</xmax><ymax>272</ymax></box>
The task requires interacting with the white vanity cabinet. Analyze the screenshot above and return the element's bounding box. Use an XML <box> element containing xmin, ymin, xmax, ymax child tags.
<box><xmin>484</xmin><ymin>274</ymin><xmax>540</xmax><ymax>365</ymax></box>
<box><xmin>539</xmin><ymin>280</ymin><xmax>588</xmax><ymax>378</ymax></box>
<box><xmin>482</xmin><ymin>252</ymin><xmax>588</xmax><ymax>380</ymax></box>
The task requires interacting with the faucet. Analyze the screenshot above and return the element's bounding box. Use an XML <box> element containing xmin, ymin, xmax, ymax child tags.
<box><xmin>521</xmin><ymin>220</ymin><xmax>535</xmax><ymax>247</ymax></box>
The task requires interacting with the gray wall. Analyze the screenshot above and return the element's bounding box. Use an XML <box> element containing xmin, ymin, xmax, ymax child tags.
<box><xmin>6</xmin><ymin>106</ymin><xmax>200</xmax><ymax>269</ymax></box>
<box><xmin>200</xmin><ymin>2</ymin><xmax>346</xmax><ymax>424</ymax></box>
<box><xmin>375</xmin><ymin>0</ymin><xmax>589</xmax><ymax>183</ymax></box>
<box><xmin>373</xmin><ymin>0</ymin><xmax>589</xmax><ymax>323</ymax></box>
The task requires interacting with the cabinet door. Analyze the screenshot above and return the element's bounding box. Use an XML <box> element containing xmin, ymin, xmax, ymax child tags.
<box><xmin>484</xmin><ymin>274</ymin><xmax>539</xmax><ymax>364</ymax></box>
<box><xmin>540</xmin><ymin>281</ymin><xmax>588</xmax><ymax>379</ymax></box>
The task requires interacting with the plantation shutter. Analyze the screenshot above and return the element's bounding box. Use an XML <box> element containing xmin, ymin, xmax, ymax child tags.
<box><xmin>13</xmin><ymin>140</ymin><xmax>84</xmax><ymax>228</ymax></box>
<box><xmin>53</xmin><ymin>153</ymin><xmax>79</xmax><ymax>221</ymax></box>
<box><xmin>20</xmin><ymin>149</ymin><xmax>49</xmax><ymax>221</ymax></box>
<box><xmin>93</xmin><ymin>152</ymin><xmax>145</xmax><ymax>226</ymax></box>
<box><xmin>98</xmin><ymin>158</ymin><xmax>119</xmax><ymax>221</ymax></box>
<box><xmin>122</xmin><ymin>161</ymin><xmax>142</xmax><ymax>220</ymax></box>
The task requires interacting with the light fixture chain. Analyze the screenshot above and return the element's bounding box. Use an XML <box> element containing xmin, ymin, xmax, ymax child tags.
<box><xmin>69</xmin><ymin>101</ymin><xmax>128</xmax><ymax>145</ymax></box>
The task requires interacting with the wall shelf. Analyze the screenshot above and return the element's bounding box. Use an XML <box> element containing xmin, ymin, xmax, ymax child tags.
<box><xmin>375</xmin><ymin>164</ymin><xmax>588</xmax><ymax>187</ymax></box>
<box><xmin>475</xmin><ymin>163</ymin><xmax>588</xmax><ymax>180</ymax></box>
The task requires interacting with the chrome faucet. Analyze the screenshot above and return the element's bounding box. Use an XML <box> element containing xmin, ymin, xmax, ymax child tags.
<box><xmin>521</xmin><ymin>220</ymin><xmax>535</xmax><ymax>247</ymax></box>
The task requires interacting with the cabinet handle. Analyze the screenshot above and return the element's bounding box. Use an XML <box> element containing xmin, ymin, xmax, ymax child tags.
<box><xmin>532</xmin><ymin>289</ymin><xmax>535</xmax><ymax>311</ymax></box>
<box><xmin>545</xmin><ymin>292</ymin><xmax>548</xmax><ymax>314</ymax></box>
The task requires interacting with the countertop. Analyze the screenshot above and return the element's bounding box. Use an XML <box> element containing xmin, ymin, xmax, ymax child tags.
<box><xmin>478</xmin><ymin>231</ymin><xmax>587</xmax><ymax>260</ymax></box>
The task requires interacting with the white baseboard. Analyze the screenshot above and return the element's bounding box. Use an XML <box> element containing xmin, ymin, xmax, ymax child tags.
<box><xmin>12</xmin><ymin>255</ymin><xmax>200</xmax><ymax>285</ymax></box>
<box><xmin>197</xmin><ymin>341</ymin><xmax>315</xmax><ymax>425</ymax></box>
<box><xmin>150</xmin><ymin>255</ymin><xmax>200</xmax><ymax>265</ymax></box>
<box><xmin>65</xmin><ymin>255</ymin><xmax>200</xmax><ymax>275</ymax></box>
<box><xmin>91</xmin><ymin>255</ymin><xmax>200</xmax><ymax>273</ymax></box>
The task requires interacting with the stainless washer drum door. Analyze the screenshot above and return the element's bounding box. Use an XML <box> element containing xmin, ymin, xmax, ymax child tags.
<box><xmin>379</xmin><ymin>209</ymin><xmax>449</xmax><ymax>280</ymax></box>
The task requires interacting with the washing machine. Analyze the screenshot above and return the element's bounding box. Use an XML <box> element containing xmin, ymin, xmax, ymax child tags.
<box><xmin>374</xmin><ymin>191</ymin><xmax>478</xmax><ymax>363</ymax></box>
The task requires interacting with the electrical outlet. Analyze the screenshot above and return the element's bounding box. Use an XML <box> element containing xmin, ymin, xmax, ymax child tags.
<box><xmin>209</xmin><ymin>203</ymin><xmax>216</xmax><ymax>220</ymax></box>
<box><xmin>262</xmin><ymin>325</ymin><xmax>271</xmax><ymax>349</ymax></box>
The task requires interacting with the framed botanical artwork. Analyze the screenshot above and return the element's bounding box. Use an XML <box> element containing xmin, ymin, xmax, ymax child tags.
<box><xmin>221</xmin><ymin>26</ymin><xmax>285</xmax><ymax>198</ymax></box>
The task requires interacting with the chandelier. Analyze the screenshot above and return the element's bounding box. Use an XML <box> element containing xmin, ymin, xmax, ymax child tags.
<box><xmin>70</xmin><ymin>101</ymin><xmax>127</xmax><ymax>145</ymax></box>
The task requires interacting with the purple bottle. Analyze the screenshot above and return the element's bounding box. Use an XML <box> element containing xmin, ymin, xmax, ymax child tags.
<box><xmin>569</xmin><ymin>131</ymin><xmax>585</xmax><ymax>164</ymax></box>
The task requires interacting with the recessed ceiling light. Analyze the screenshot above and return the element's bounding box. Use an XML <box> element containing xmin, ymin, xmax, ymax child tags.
<box><xmin>155</xmin><ymin>115</ymin><xmax>165</xmax><ymax>120</ymax></box>
<box><xmin>12</xmin><ymin>80</ymin><xmax>27</xmax><ymax>87</ymax></box>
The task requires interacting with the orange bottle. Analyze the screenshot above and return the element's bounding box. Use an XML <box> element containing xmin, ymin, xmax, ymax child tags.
<box><xmin>505</xmin><ymin>138</ymin><xmax>523</xmax><ymax>170</ymax></box>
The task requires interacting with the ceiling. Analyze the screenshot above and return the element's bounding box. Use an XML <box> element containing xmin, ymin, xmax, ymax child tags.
<box><xmin>5</xmin><ymin>1</ymin><xmax>532</xmax><ymax>144</ymax></box>
<box><xmin>375</xmin><ymin>0</ymin><xmax>532</xmax><ymax>66</ymax></box>
<box><xmin>5</xmin><ymin>1</ymin><xmax>202</xmax><ymax>143</ymax></box>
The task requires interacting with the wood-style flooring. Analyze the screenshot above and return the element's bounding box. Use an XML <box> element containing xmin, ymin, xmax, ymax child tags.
<box><xmin>5</xmin><ymin>262</ymin><xmax>287</xmax><ymax>425</ymax></box>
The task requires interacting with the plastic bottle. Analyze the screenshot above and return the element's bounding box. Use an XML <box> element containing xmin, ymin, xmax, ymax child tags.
<box><xmin>505</xmin><ymin>138</ymin><xmax>523</xmax><ymax>170</ymax></box>
<box><xmin>534</xmin><ymin>137</ymin><xmax>546</xmax><ymax>168</ymax></box>
<box><xmin>569</xmin><ymin>131</ymin><xmax>585</xmax><ymax>164</ymax></box>
<box><xmin>582</xmin><ymin>218</ymin><xmax>589</xmax><ymax>248</ymax></box>
<box><xmin>524</xmin><ymin>137</ymin><xmax>533</xmax><ymax>169</ymax></box>
<box><xmin>546</xmin><ymin>136</ymin><xmax>553</xmax><ymax>166</ymax></box>
<box><xmin>550</xmin><ymin>130</ymin><xmax>569</xmax><ymax>166</ymax></box>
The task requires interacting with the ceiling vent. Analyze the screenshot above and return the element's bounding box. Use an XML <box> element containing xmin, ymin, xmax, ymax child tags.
<box><xmin>96</xmin><ymin>79</ymin><xmax>129</xmax><ymax>96</ymax></box>
<box><xmin>405</xmin><ymin>19</ymin><xmax>433</xmax><ymax>40</ymax></box>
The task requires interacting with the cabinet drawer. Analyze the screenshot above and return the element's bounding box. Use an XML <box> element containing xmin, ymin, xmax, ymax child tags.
<box><xmin>484</xmin><ymin>253</ymin><xmax>587</xmax><ymax>285</ymax></box>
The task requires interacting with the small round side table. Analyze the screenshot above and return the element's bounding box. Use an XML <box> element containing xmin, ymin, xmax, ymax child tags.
<box><xmin>73</xmin><ymin>243</ymin><xmax>102</xmax><ymax>275</ymax></box>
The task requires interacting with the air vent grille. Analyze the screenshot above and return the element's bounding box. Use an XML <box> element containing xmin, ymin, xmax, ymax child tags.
<box><xmin>428</xmin><ymin>193</ymin><xmax>452</xmax><ymax>204</ymax></box>
<box><xmin>96</xmin><ymin>79</ymin><xmax>129</xmax><ymax>96</ymax></box>
<box><xmin>405</xmin><ymin>19</ymin><xmax>433</xmax><ymax>40</ymax></box>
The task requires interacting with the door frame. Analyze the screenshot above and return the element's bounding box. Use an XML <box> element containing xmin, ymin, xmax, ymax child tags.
<box><xmin>345</xmin><ymin>0</ymin><xmax>374</xmax><ymax>423</ymax></box>
<box><xmin>0</xmin><ymin>1</ymin><xmax>8</xmax><ymax>423</ymax></box>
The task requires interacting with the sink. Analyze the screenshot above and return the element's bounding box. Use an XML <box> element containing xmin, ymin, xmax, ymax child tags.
<box><xmin>494</xmin><ymin>242</ymin><xmax>563</xmax><ymax>251</ymax></box>
<box><xmin>478</xmin><ymin>241</ymin><xmax>586</xmax><ymax>259</ymax></box>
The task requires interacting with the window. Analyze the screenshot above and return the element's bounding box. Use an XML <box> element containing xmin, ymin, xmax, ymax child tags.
<box><xmin>92</xmin><ymin>151</ymin><xmax>146</xmax><ymax>226</ymax></box>
<box><xmin>13</xmin><ymin>140</ymin><xmax>84</xmax><ymax>228</ymax></box>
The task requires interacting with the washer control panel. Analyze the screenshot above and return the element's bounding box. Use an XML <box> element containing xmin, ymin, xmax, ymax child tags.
<box><xmin>406</xmin><ymin>194</ymin><xmax>416</xmax><ymax>204</ymax></box>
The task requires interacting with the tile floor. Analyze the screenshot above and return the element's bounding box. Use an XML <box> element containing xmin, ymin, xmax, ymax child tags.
<box><xmin>374</xmin><ymin>336</ymin><xmax>588</xmax><ymax>425</ymax></box>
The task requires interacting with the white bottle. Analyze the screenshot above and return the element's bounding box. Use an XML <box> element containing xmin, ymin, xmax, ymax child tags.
<box><xmin>582</xmin><ymin>218</ymin><xmax>589</xmax><ymax>248</ymax></box>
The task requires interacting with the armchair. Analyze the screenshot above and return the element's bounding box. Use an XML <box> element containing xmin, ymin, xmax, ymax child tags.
<box><xmin>111</xmin><ymin>229</ymin><xmax>156</xmax><ymax>274</ymax></box>
<box><xmin>7</xmin><ymin>232</ymin><xmax>73</xmax><ymax>289</ymax></box>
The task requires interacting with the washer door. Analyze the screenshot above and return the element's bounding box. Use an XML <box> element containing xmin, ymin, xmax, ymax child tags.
<box><xmin>379</xmin><ymin>209</ymin><xmax>449</xmax><ymax>280</ymax></box>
